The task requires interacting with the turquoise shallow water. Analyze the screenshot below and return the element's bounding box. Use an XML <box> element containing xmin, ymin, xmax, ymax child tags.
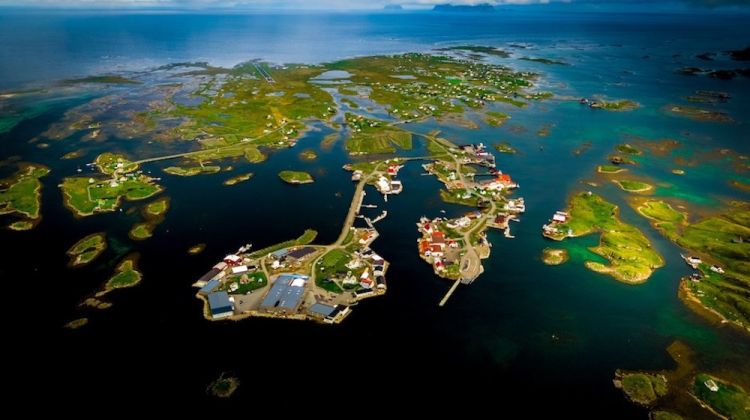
<box><xmin>1</xmin><ymin>8</ymin><xmax>749</xmax><ymax>414</ymax></box>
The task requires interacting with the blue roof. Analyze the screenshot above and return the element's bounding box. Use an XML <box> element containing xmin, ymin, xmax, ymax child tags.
<box><xmin>271</xmin><ymin>248</ymin><xmax>290</xmax><ymax>258</ymax></box>
<box><xmin>309</xmin><ymin>303</ymin><xmax>336</xmax><ymax>317</ymax></box>
<box><xmin>207</xmin><ymin>292</ymin><xmax>233</xmax><ymax>315</ymax></box>
<box><xmin>261</xmin><ymin>275</ymin><xmax>307</xmax><ymax>310</ymax></box>
<box><xmin>199</xmin><ymin>278</ymin><xmax>221</xmax><ymax>295</ymax></box>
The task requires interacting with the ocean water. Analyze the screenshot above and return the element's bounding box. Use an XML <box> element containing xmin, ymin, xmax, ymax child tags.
<box><xmin>1</xmin><ymin>8</ymin><xmax>749</xmax><ymax>414</ymax></box>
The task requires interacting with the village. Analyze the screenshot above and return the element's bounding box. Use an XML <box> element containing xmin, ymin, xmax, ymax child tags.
<box><xmin>417</xmin><ymin>142</ymin><xmax>525</xmax><ymax>304</ymax></box>
<box><xmin>192</xmin><ymin>227</ymin><xmax>389</xmax><ymax>324</ymax></box>
<box><xmin>192</xmin><ymin>157</ymin><xmax>411</xmax><ymax>324</ymax></box>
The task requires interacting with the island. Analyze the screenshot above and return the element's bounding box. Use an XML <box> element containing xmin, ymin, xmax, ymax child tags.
<box><xmin>614</xmin><ymin>370</ymin><xmax>669</xmax><ymax>406</ymax></box>
<box><xmin>494</xmin><ymin>142</ymin><xmax>517</xmax><ymax>154</ymax></box>
<box><xmin>298</xmin><ymin>149</ymin><xmax>317</xmax><ymax>160</ymax></box>
<box><xmin>67</xmin><ymin>232</ymin><xmax>107</xmax><ymax>267</ymax></box>
<box><xmin>129</xmin><ymin>197</ymin><xmax>170</xmax><ymax>241</ymax></box>
<box><xmin>612</xmin><ymin>340</ymin><xmax>749</xmax><ymax>419</ymax></box>
<box><xmin>278</xmin><ymin>170</ymin><xmax>314</xmax><ymax>184</ymax></box>
<box><xmin>188</xmin><ymin>243</ymin><xmax>206</xmax><ymax>255</ymax></box>
<box><xmin>666</xmin><ymin>105</ymin><xmax>733</xmax><ymax>123</ymax></box>
<box><xmin>164</xmin><ymin>165</ymin><xmax>221</xmax><ymax>176</ymax></box>
<box><xmin>692</xmin><ymin>374</ymin><xmax>750</xmax><ymax>420</ymax></box>
<box><xmin>614</xmin><ymin>179</ymin><xmax>654</xmax><ymax>193</ymax></box>
<box><xmin>61</xmin><ymin>153</ymin><xmax>163</xmax><ymax>217</ymax></box>
<box><xmin>542</xmin><ymin>248</ymin><xmax>569</xmax><ymax>265</ymax></box>
<box><xmin>542</xmin><ymin>191</ymin><xmax>664</xmax><ymax>284</ymax></box>
<box><xmin>207</xmin><ymin>374</ymin><xmax>240</xmax><ymax>398</ymax></box>
<box><xmin>520</xmin><ymin>57</ymin><xmax>568</xmax><ymax>66</ymax></box>
<box><xmin>192</xmin><ymin>174</ymin><xmax>390</xmax><ymax>324</ymax></box>
<box><xmin>64</xmin><ymin>318</ymin><xmax>89</xmax><ymax>330</ymax></box>
<box><xmin>598</xmin><ymin>165</ymin><xmax>628</xmax><ymax>174</ymax></box>
<box><xmin>223</xmin><ymin>173</ymin><xmax>254</xmax><ymax>186</ymax></box>
<box><xmin>144</xmin><ymin>197</ymin><xmax>169</xmax><ymax>218</ymax></box>
<box><xmin>0</xmin><ymin>163</ymin><xmax>50</xmax><ymax>229</ymax></box>
<box><xmin>101</xmin><ymin>255</ymin><xmax>142</xmax><ymax>293</ymax></box>
<box><xmin>632</xmin><ymin>199</ymin><xmax>750</xmax><ymax>333</ymax></box>
<box><xmin>484</xmin><ymin>111</ymin><xmax>510</xmax><ymax>127</ymax></box>
<box><xmin>129</xmin><ymin>223</ymin><xmax>154</xmax><ymax>240</ymax></box>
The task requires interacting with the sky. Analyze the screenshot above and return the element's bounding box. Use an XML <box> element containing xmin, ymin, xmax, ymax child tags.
<box><xmin>0</xmin><ymin>0</ymin><xmax>747</xmax><ymax>9</ymax></box>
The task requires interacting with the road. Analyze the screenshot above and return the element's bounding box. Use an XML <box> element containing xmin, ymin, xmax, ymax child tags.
<box><xmin>132</xmin><ymin>122</ymin><xmax>288</xmax><ymax>165</ymax></box>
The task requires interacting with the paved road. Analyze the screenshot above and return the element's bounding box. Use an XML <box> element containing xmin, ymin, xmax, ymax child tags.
<box><xmin>132</xmin><ymin>123</ymin><xmax>288</xmax><ymax>165</ymax></box>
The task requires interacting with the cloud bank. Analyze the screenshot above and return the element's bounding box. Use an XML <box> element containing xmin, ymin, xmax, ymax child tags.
<box><xmin>0</xmin><ymin>0</ymin><xmax>747</xmax><ymax>9</ymax></box>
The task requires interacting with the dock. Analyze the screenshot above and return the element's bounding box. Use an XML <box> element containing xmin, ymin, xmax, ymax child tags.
<box><xmin>439</xmin><ymin>279</ymin><xmax>461</xmax><ymax>307</ymax></box>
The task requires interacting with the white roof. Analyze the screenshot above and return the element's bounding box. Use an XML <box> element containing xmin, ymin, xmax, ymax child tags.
<box><xmin>231</xmin><ymin>266</ymin><xmax>248</xmax><ymax>274</ymax></box>
<box><xmin>291</xmin><ymin>278</ymin><xmax>306</xmax><ymax>287</ymax></box>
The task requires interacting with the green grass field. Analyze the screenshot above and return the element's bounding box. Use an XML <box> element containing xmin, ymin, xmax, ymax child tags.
<box><xmin>315</xmin><ymin>248</ymin><xmax>350</xmax><ymax>293</ymax></box>
<box><xmin>247</xmin><ymin>229</ymin><xmax>318</xmax><ymax>258</ymax></box>
<box><xmin>223</xmin><ymin>272</ymin><xmax>268</xmax><ymax>295</ymax></box>
<box><xmin>692</xmin><ymin>374</ymin><xmax>750</xmax><ymax>420</ymax></box>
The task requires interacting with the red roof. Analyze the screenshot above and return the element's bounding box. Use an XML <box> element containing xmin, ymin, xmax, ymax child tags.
<box><xmin>430</xmin><ymin>244</ymin><xmax>444</xmax><ymax>252</ymax></box>
<box><xmin>431</xmin><ymin>231</ymin><xmax>445</xmax><ymax>244</ymax></box>
<box><xmin>499</xmin><ymin>174</ymin><xmax>511</xmax><ymax>182</ymax></box>
<box><xmin>419</xmin><ymin>240</ymin><xmax>430</xmax><ymax>254</ymax></box>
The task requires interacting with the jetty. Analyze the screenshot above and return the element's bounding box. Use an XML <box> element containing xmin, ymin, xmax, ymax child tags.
<box><xmin>439</xmin><ymin>279</ymin><xmax>462</xmax><ymax>307</ymax></box>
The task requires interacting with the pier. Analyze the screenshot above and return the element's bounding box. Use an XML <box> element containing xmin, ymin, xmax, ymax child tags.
<box><xmin>439</xmin><ymin>279</ymin><xmax>462</xmax><ymax>307</ymax></box>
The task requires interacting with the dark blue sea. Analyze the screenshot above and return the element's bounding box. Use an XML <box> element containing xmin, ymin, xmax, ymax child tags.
<box><xmin>1</xmin><ymin>7</ymin><xmax>749</xmax><ymax>415</ymax></box>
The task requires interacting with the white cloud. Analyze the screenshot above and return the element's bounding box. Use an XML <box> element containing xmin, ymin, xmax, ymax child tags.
<box><xmin>0</xmin><ymin>0</ymin><xmax>562</xmax><ymax>8</ymax></box>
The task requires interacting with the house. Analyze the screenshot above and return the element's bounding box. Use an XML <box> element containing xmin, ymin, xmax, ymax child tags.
<box><xmin>360</xmin><ymin>278</ymin><xmax>374</xmax><ymax>289</ymax></box>
<box><xmin>552</xmin><ymin>213</ymin><xmax>567</xmax><ymax>223</ymax></box>
<box><xmin>260</xmin><ymin>274</ymin><xmax>308</xmax><ymax>312</ymax></box>
<box><xmin>431</xmin><ymin>231</ymin><xmax>446</xmax><ymax>245</ymax></box>
<box><xmin>196</xmin><ymin>268</ymin><xmax>221</xmax><ymax>286</ymax></box>
<box><xmin>224</xmin><ymin>254</ymin><xmax>242</xmax><ymax>266</ymax></box>
<box><xmin>207</xmin><ymin>292</ymin><xmax>234</xmax><ymax>319</ymax></box>
<box><xmin>231</xmin><ymin>265</ymin><xmax>248</xmax><ymax>274</ymax></box>
<box><xmin>287</xmin><ymin>247</ymin><xmax>316</xmax><ymax>261</ymax></box>
<box><xmin>198</xmin><ymin>278</ymin><xmax>221</xmax><ymax>296</ymax></box>
<box><xmin>309</xmin><ymin>302</ymin><xmax>337</xmax><ymax>319</ymax></box>
<box><xmin>710</xmin><ymin>265</ymin><xmax>725</xmax><ymax>274</ymax></box>
<box><xmin>429</xmin><ymin>244</ymin><xmax>444</xmax><ymax>257</ymax></box>
<box><xmin>376</xmin><ymin>177</ymin><xmax>391</xmax><ymax>193</ymax></box>
<box><xmin>376</xmin><ymin>276</ymin><xmax>387</xmax><ymax>290</ymax></box>
<box><xmin>390</xmin><ymin>180</ymin><xmax>403</xmax><ymax>194</ymax></box>
<box><xmin>419</xmin><ymin>240</ymin><xmax>431</xmax><ymax>255</ymax></box>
